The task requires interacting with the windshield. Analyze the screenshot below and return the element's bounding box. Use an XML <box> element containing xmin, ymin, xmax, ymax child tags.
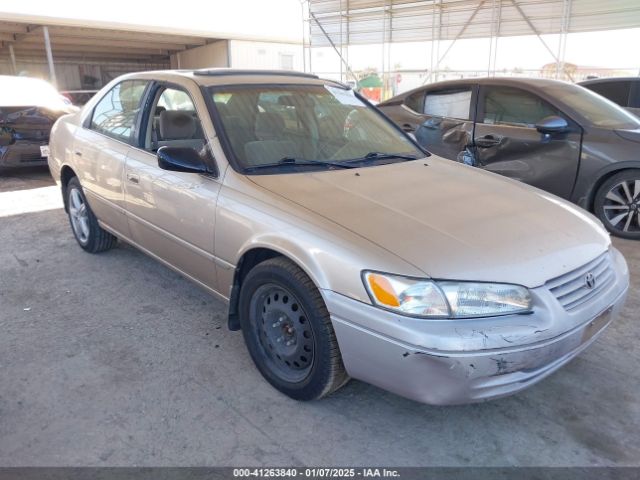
<box><xmin>207</xmin><ymin>84</ymin><xmax>424</xmax><ymax>173</ymax></box>
<box><xmin>542</xmin><ymin>83</ymin><xmax>640</xmax><ymax>129</ymax></box>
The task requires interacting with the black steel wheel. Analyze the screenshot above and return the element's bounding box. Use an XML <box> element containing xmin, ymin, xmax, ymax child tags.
<box><xmin>594</xmin><ymin>170</ymin><xmax>640</xmax><ymax>240</ymax></box>
<box><xmin>238</xmin><ymin>257</ymin><xmax>349</xmax><ymax>400</ymax></box>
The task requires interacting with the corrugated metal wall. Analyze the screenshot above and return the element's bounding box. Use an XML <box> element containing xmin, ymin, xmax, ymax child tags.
<box><xmin>309</xmin><ymin>0</ymin><xmax>640</xmax><ymax>46</ymax></box>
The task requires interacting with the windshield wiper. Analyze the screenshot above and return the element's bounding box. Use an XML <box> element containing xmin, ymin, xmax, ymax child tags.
<box><xmin>244</xmin><ymin>157</ymin><xmax>356</xmax><ymax>172</ymax></box>
<box><xmin>349</xmin><ymin>152</ymin><xmax>419</xmax><ymax>163</ymax></box>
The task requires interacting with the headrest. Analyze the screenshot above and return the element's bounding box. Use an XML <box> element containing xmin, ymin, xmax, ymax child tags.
<box><xmin>159</xmin><ymin>110</ymin><xmax>196</xmax><ymax>140</ymax></box>
<box><xmin>255</xmin><ymin>112</ymin><xmax>285</xmax><ymax>140</ymax></box>
<box><xmin>278</xmin><ymin>94</ymin><xmax>314</xmax><ymax>107</ymax></box>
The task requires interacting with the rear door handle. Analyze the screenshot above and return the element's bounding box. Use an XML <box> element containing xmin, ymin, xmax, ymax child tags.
<box><xmin>474</xmin><ymin>135</ymin><xmax>502</xmax><ymax>148</ymax></box>
<box><xmin>127</xmin><ymin>173</ymin><xmax>139</xmax><ymax>184</ymax></box>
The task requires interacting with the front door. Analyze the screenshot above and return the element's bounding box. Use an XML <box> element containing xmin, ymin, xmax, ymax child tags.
<box><xmin>123</xmin><ymin>84</ymin><xmax>221</xmax><ymax>291</ymax></box>
<box><xmin>473</xmin><ymin>85</ymin><xmax>582</xmax><ymax>199</ymax></box>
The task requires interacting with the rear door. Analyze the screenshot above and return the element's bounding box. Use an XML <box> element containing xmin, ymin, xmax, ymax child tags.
<box><xmin>412</xmin><ymin>86</ymin><xmax>477</xmax><ymax>160</ymax></box>
<box><xmin>73</xmin><ymin>79</ymin><xmax>149</xmax><ymax>237</ymax></box>
<box><xmin>473</xmin><ymin>85</ymin><xmax>582</xmax><ymax>199</ymax></box>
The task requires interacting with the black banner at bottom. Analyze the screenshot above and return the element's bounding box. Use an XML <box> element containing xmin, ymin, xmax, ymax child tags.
<box><xmin>0</xmin><ymin>468</ymin><xmax>638</xmax><ymax>480</ymax></box>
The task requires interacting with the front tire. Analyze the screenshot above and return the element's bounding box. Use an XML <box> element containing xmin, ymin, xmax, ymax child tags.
<box><xmin>238</xmin><ymin>257</ymin><xmax>349</xmax><ymax>400</ymax></box>
<box><xmin>66</xmin><ymin>176</ymin><xmax>117</xmax><ymax>253</ymax></box>
<box><xmin>594</xmin><ymin>170</ymin><xmax>640</xmax><ymax>240</ymax></box>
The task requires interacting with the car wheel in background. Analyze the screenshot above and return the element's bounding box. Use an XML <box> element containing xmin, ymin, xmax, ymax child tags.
<box><xmin>239</xmin><ymin>257</ymin><xmax>349</xmax><ymax>400</ymax></box>
<box><xmin>594</xmin><ymin>170</ymin><xmax>640</xmax><ymax>240</ymax></box>
<box><xmin>66</xmin><ymin>176</ymin><xmax>117</xmax><ymax>253</ymax></box>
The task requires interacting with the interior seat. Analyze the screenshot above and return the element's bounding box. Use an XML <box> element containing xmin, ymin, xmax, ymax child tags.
<box><xmin>244</xmin><ymin>112</ymin><xmax>301</xmax><ymax>165</ymax></box>
<box><xmin>156</xmin><ymin>110</ymin><xmax>204</xmax><ymax>150</ymax></box>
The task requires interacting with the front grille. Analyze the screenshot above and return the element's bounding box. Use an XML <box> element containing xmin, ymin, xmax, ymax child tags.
<box><xmin>19</xmin><ymin>152</ymin><xmax>45</xmax><ymax>162</ymax></box>
<box><xmin>546</xmin><ymin>251</ymin><xmax>614</xmax><ymax>311</ymax></box>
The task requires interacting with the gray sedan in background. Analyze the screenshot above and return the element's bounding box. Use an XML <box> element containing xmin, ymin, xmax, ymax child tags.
<box><xmin>580</xmin><ymin>77</ymin><xmax>640</xmax><ymax>117</ymax></box>
<box><xmin>378</xmin><ymin>78</ymin><xmax>640</xmax><ymax>239</ymax></box>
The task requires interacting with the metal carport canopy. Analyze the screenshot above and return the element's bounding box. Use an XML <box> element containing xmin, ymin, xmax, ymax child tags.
<box><xmin>0</xmin><ymin>15</ymin><xmax>225</xmax><ymax>65</ymax></box>
<box><xmin>309</xmin><ymin>0</ymin><xmax>640</xmax><ymax>46</ymax></box>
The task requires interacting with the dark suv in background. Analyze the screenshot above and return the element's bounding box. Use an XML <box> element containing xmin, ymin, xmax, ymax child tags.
<box><xmin>378</xmin><ymin>77</ymin><xmax>640</xmax><ymax>239</ymax></box>
<box><xmin>580</xmin><ymin>77</ymin><xmax>640</xmax><ymax>117</ymax></box>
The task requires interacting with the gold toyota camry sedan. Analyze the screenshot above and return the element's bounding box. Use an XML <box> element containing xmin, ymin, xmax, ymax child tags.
<box><xmin>48</xmin><ymin>69</ymin><xmax>629</xmax><ymax>405</ymax></box>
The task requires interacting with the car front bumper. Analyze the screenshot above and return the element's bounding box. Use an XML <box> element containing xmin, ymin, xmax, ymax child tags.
<box><xmin>0</xmin><ymin>142</ymin><xmax>49</xmax><ymax>168</ymax></box>
<box><xmin>324</xmin><ymin>248</ymin><xmax>629</xmax><ymax>405</ymax></box>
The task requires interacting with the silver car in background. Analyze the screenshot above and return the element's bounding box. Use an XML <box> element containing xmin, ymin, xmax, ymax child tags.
<box><xmin>48</xmin><ymin>69</ymin><xmax>629</xmax><ymax>405</ymax></box>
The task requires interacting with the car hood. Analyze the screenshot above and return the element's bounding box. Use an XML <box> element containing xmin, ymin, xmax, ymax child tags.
<box><xmin>248</xmin><ymin>157</ymin><xmax>610</xmax><ymax>288</ymax></box>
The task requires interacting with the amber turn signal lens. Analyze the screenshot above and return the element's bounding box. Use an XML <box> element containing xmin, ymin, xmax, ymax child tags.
<box><xmin>367</xmin><ymin>273</ymin><xmax>400</xmax><ymax>307</ymax></box>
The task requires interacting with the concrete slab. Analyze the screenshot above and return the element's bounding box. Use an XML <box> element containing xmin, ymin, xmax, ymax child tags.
<box><xmin>0</xmin><ymin>168</ymin><xmax>638</xmax><ymax>466</ymax></box>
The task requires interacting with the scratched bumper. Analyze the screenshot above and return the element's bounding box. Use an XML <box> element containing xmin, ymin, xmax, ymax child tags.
<box><xmin>324</xmin><ymin>248</ymin><xmax>629</xmax><ymax>405</ymax></box>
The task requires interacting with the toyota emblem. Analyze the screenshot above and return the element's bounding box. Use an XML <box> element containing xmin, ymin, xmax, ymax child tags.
<box><xmin>585</xmin><ymin>272</ymin><xmax>596</xmax><ymax>289</ymax></box>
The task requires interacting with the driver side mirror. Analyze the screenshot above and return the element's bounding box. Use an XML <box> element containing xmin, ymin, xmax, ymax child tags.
<box><xmin>535</xmin><ymin>115</ymin><xmax>569</xmax><ymax>134</ymax></box>
<box><xmin>157</xmin><ymin>146</ymin><xmax>213</xmax><ymax>175</ymax></box>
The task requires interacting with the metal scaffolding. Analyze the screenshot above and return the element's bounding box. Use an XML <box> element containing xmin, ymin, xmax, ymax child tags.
<box><xmin>304</xmin><ymin>0</ymin><xmax>640</xmax><ymax>87</ymax></box>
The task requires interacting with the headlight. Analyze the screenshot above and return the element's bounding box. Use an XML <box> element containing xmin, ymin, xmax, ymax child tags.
<box><xmin>363</xmin><ymin>271</ymin><xmax>532</xmax><ymax>318</ymax></box>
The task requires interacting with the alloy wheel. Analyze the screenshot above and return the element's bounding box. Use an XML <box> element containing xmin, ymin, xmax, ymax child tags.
<box><xmin>602</xmin><ymin>179</ymin><xmax>640</xmax><ymax>234</ymax></box>
<box><xmin>68</xmin><ymin>187</ymin><xmax>90</xmax><ymax>244</ymax></box>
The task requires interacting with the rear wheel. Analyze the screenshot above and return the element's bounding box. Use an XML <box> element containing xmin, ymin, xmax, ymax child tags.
<box><xmin>66</xmin><ymin>176</ymin><xmax>117</xmax><ymax>252</ymax></box>
<box><xmin>238</xmin><ymin>257</ymin><xmax>348</xmax><ymax>400</ymax></box>
<box><xmin>594</xmin><ymin>170</ymin><xmax>640</xmax><ymax>240</ymax></box>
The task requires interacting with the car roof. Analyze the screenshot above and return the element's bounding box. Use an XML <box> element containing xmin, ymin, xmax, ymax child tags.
<box><xmin>116</xmin><ymin>68</ymin><xmax>344</xmax><ymax>88</ymax></box>
<box><xmin>579</xmin><ymin>77</ymin><xmax>640</xmax><ymax>85</ymax></box>
<box><xmin>430</xmin><ymin>76</ymin><xmax>575</xmax><ymax>90</ymax></box>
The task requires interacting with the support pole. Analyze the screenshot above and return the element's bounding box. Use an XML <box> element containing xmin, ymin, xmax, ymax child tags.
<box><xmin>8</xmin><ymin>44</ymin><xmax>17</xmax><ymax>75</ymax></box>
<box><xmin>424</xmin><ymin>0</ymin><xmax>487</xmax><ymax>84</ymax></box>
<box><xmin>509</xmin><ymin>0</ymin><xmax>573</xmax><ymax>81</ymax></box>
<box><xmin>309</xmin><ymin>11</ymin><xmax>357</xmax><ymax>83</ymax></box>
<box><xmin>43</xmin><ymin>26</ymin><xmax>57</xmax><ymax>87</ymax></box>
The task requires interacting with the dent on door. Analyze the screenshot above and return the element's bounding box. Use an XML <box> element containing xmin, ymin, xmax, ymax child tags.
<box><xmin>472</xmin><ymin>124</ymin><xmax>581</xmax><ymax>199</ymax></box>
<box><xmin>415</xmin><ymin>116</ymin><xmax>474</xmax><ymax>162</ymax></box>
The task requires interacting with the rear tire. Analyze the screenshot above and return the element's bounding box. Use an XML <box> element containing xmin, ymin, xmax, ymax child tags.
<box><xmin>594</xmin><ymin>170</ymin><xmax>640</xmax><ymax>240</ymax></box>
<box><xmin>66</xmin><ymin>176</ymin><xmax>117</xmax><ymax>253</ymax></box>
<box><xmin>238</xmin><ymin>257</ymin><xmax>349</xmax><ymax>400</ymax></box>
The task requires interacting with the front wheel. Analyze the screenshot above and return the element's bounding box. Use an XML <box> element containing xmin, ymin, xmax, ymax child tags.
<box><xmin>238</xmin><ymin>257</ymin><xmax>349</xmax><ymax>400</ymax></box>
<box><xmin>594</xmin><ymin>170</ymin><xmax>640</xmax><ymax>240</ymax></box>
<box><xmin>66</xmin><ymin>177</ymin><xmax>117</xmax><ymax>253</ymax></box>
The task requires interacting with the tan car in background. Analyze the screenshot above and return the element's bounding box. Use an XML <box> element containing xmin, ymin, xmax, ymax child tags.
<box><xmin>48</xmin><ymin>69</ymin><xmax>629</xmax><ymax>405</ymax></box>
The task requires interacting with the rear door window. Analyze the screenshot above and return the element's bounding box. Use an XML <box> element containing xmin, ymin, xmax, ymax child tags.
<box><xmin>481</xmin><ymin>87</ymin><xmax>559</xmax><ymax>128</ymax></box>
<box><xmin>90</xmin><ymin>80</ymin><xmax>148</xmax><ymax>144</ymax></box>
<box><xmin>423</xmin><ymin>89</ymin><xmax>472</xmax><ymax>120</ymax></box>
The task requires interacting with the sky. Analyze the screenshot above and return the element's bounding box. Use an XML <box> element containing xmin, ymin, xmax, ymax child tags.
<box><xmin>313</xmin><ymin>29</ymin><xmax>640</xmax><ymax>74</ymax></box>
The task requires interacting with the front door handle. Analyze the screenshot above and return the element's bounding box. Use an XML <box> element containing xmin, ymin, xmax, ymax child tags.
<box><xmin>474</xmin><ymin>135</ymin><xmax>503</xmax><ymax>148</ymax></box>
<box><xmin>402</xmin><ymin>123</ymin><xmax>416</xmax><ymax>132</ymax></box>
<box><xmin>127</xmin><ymin>173</ymin><xmax>139</xmax><ymax>184</ymax></box>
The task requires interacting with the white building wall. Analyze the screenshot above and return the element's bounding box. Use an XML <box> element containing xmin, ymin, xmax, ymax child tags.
<box><xmin>228</xmin><ymin>40</ymin><xmax>303</xmax><ymax>70</ymax></box>
<box><xmin>170</xmin><ymin>40</ymin><xmax>230</xmax><ymax>69</ymax></box>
